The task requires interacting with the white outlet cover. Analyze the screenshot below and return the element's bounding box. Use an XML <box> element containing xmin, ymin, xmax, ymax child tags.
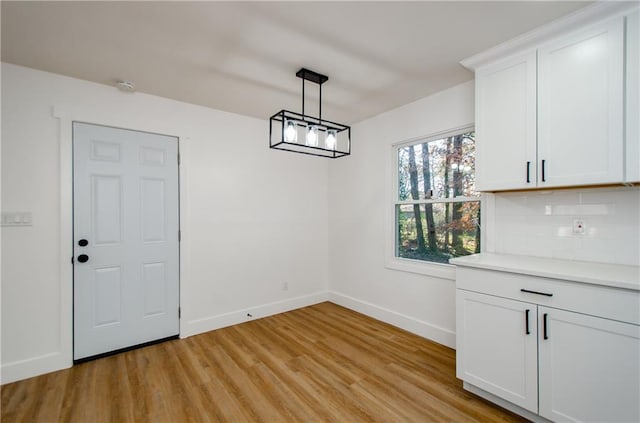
<box><xmin>573</xmin><ymin>219</ymin><xmax>586</xmax><ymax>234</ymax></box>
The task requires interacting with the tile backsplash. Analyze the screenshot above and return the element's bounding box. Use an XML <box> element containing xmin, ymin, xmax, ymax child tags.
<box><xmin>490</xmin><ymin>186</ymin><xmax>640</xmax><ymax>266</ymax></box>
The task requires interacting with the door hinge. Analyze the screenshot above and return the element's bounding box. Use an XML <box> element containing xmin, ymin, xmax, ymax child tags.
<box><xmin>177</xmin><ymin>152</ymin><xmax>181</xmax><ymax>165</ymax></box>
<box><xmin>178</xmin><ymin>230</ymin><xmax>181</xmax><ymax>242</ymax></box>
<box><xmin>179</xmin><ymin>307</ymin><xmax>181</xmax><ymax>318</ymax></box>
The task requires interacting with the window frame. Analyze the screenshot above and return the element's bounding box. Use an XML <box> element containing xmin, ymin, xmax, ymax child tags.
<box><xmin>385</xmin><ymin>124</ymin><xmax>482</xmax><ymax>280</ymax></box>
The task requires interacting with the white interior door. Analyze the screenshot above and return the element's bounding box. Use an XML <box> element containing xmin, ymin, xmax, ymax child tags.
<box><xmin>73</xmin><ymin>122</ymin><xmax>179</xmax><ymax>360</ymax></box>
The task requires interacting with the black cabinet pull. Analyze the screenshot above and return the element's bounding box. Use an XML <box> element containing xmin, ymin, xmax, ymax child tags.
<box><xmin>543</xmin><ymin>313</ymin><xmax>549</xmax><ymax>340</ymax></box>
<box><xmin>541</xmin><ymin>159</ymin><xmax>546</xmax><ymax>182</ymax></box>
<box><xmin>521</xmin><ymin>289</ymin><xmax>553</xmax><ymax>297</ymax></box>
<box><xmin>525</xmin><ymin>309</ymin><xmax>530</xmax><ymax>335</ymax></box>
<box><xmin>526</xmin><ymin>161</ymin><xmax>531</xmax><ymax>183</ymax></box>
<box><xmin>78</xmin><ymin>239</ymin><xmax>88</xmax><ymax>247</ymax></box>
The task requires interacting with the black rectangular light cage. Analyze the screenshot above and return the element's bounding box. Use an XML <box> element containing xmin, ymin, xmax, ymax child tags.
<box><xmin>269</xmin><ymin>110</ymin><xmax>351</xmax><ymax>159</ymax></box>
<box><xmin>269</xmin><ymin>68</ymin><xmax>351</xmax><ymax>159</ymax></box>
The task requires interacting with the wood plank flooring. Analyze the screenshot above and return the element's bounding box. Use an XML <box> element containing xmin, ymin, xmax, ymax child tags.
<box><xmin>1</xmin><ymin>302</ymin><xmax>526</xmax><ymax>422</ymax></box>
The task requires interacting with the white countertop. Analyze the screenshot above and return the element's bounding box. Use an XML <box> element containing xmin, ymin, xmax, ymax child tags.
<box><xmin>450</xmin><ymin>253</ymin><xmax>640</xmax><ymax>291</ymax></box>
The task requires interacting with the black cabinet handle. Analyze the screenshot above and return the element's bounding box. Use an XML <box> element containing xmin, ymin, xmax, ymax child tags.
<box><xmin>543</xmin><ymin>313</ymin><xmax>549</xmax><ymax>340</ymax></box>
<box><xmin>78</xmin><ymin>239</ymin><xmax>88</xmax><ymax>247</ymax></box>
<box><xmin>521</xmin><ymin>289</ymin><xmax>553</xmax><ymax>297</ymax></box>
<box><xmin>77</xmin><ymin>254</ymin><xmax>89</xmax><ymax>263</ymax></box>
<box><xmin>541</xmin><ymin>159</ymin><xmax>546</xmax><ymax>182</ymax></box>
<box><xmin>526</xmin><ymin>161</ymin><xmax>531</xmax><ymax>183</ymax></box>
<box><xmin>525</xmin><ymin>309</ymin><xmax>530</xmax><ymax>335</ymax></box>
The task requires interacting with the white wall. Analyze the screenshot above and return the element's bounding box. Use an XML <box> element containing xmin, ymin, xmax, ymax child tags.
<box><xmin>1</xmin><ymin>63</ymin><xmax>329</xmax><ymax>383</ymax></box>
<box><xmin>327</xmin><ymin>81</ymin><xmax>475</xmax><ymax>348</ymax></box>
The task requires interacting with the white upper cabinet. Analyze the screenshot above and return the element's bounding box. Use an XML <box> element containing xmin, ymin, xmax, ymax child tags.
<box><xmin>468</xmin><ymin>4</ymin><xmax>637</xmax><ymax>192</ymax></box>
<box><xmin>475</xmin><ymin>52</ymin><xmax>537</xmax><ymax>191</ymax></box>
<box><xmin>538</xmin><ymin>17</ymin><xmax>624</xmax><ymax>187</ymax></box>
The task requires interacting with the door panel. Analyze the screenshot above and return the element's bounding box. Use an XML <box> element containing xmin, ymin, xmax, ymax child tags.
<box><xmin>143</xmin><ymin>262</ymin><xmax>167</xmax><ymax>317</ymax></box>
<box><xmin>475</xmin><ymin>50</ymin><xmax>537</xmax><ymax>191</ymax></box>
<box><xmin>73</xmin><ymin>122</ymin><xmax>179</xmax><ymax>360</ymax></box>
<box><xmin>140</xmin><ymin>146</ymin><xmax>166</xmax><ymax>166</ymax></box>
<box><xmin>456</xmin><ymin>290</ymin><xmax>538</xmax><ymax>413</ymax></box>
<box><xmin>94</xmin><ymin>266</ymin><xmax>122</xmax><ymax>326</ymax></box>
<box><xmin>92</xmin><ymin>175</ymin><xmax>122</xmax><ymax>245</ymax></box>
<box><xmin>140</xmin><ymin>178</ymin><xmax>166</xmax><ymax>242</ymax></box>
<box><xmin>537</xmin><ymin>17</ymin><xmax>624</xmax><ymax>187</ymax></box>
<box><xmin>538</xmin><ymin>307</ymin><xmax>640</xmax><ymax>423</ymax></box>
<box><xmin>91</xmin><ymin>140</ymin><xmax>121</xmax><ymax>162</ymax></box>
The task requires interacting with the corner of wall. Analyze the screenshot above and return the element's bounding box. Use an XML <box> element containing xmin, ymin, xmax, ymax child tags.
<box><xmin>328</xmin><ymin>291</ymin><xmax>456</xmax><ymax>349</ymax></box>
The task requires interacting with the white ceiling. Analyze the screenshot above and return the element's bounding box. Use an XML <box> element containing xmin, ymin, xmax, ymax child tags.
<box><xmin>1</xmin><ymin>1</ymin><xmax>591</xmax><ymax>124</ymax></box>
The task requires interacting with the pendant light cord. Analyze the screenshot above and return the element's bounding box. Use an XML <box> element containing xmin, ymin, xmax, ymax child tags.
<box><xmin>319</xmin><ymin>83</ymin><xmax>322</xmax><ymax>125</ymax></box>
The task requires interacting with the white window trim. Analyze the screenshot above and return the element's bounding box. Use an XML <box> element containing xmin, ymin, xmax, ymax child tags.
<box><xmin>384</xmin><ymin>124</ymin><xmax>481</xmax><ymax>281</ymax></box>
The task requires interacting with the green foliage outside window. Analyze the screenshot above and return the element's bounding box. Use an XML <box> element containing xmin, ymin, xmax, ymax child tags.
<box><xmin>396</xmin><ymin>131</ymin><xmax>480</xmax><ymax>264</ymax></box>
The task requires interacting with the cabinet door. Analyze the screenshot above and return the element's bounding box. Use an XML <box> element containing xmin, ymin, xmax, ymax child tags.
<box><xmin>538</xmin><ymin>17</ymin><xmax>624</xmax><ymax>187</ymax></box>
<box><xmin>456</xmin><ymin>290</ymin><xmax>538</xmax><ymax>412</ymax></box>
<box><xmin>538</xmin><ymin>307</ymin><xmax>640</xmax><ymax>422</ymax></box>
<box><xmin>475</xmin><ymin>51</ymin><xmax>537</xmax><ymax>191</ymax></box>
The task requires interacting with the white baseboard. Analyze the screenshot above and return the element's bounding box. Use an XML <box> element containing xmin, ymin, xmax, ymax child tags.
<box><xmin>1</xmin><ymin>352</ymin><xmax>71</xmax><ymax>385</ymax></box>
<box><xmin>181</xmin><ymin>291</ymin><xmax>330</xmax><ymax>338</ymax></box>
<box><xmin>328</xmin><ymin>291</ymin><xmax>456</xmax><ymax>349</ymax></box>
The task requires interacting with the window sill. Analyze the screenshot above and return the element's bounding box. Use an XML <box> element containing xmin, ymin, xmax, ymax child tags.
<box><xmin>385</xmin><ymin>257</ymin><xmax>456</xmax><ymax>280</ymax></box>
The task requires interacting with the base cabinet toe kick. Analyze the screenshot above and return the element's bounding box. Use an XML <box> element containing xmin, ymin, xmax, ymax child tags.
<box><xmin>452</xmin><ymin>260</ymin><xmax>640</xmax><ymax>423</ymax></box>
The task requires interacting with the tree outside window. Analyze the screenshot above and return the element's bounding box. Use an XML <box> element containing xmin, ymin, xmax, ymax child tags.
<box><xmin>396</xmin><ymin>131</ymin><xmax>480</xmax><ymax>264</ymax></box>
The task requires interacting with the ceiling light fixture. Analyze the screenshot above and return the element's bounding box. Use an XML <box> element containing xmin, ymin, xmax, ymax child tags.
<box><xmin>269</xmin><ymin>68</ymin><xmax>351</xmax><ymax>159</ymax></box>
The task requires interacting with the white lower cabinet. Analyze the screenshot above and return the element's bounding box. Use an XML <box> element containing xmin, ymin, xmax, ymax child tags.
<box><xmin>538</xmin><ymin>308</ymin><xmax>640</xmax><ymax>423</ymax></box>
<box><xmin>455</xmin><ymin>266</ymin><xmax>640</xmax><ymax>422</ymax></box>
<box><xmin>456</xmin><ymin>291</ymin><xmax>538</xmax><ymax>412</ymax></box>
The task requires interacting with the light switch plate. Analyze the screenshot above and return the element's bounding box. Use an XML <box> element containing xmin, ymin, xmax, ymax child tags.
<box><xmin>1</xmin><ymin>212</ymin><xmax>33</xmax><ymax>226</ymax></box>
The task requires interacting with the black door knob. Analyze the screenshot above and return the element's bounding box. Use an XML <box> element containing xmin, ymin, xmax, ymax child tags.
<box><xmin>77</xmin><ymin>254</ymin><xmax>89</xmax><ymax>263</ymax></box>
<box><xmin>78</xmin><ymin>239</ymin><xmax>88</xmax><ymax>247</ymax></box>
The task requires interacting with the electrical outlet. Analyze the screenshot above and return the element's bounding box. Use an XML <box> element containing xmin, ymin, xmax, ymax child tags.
<box><xmin>573</xmin><ymin>219</ymin><xmax>586</xmax><ymax>235</ymax></box>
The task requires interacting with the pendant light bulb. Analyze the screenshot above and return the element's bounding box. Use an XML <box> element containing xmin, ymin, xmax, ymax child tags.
<box><xmin>284</xmin><ymin>120</ymin><xmax>297</xmax><ymax>143</ymax></box>
<box><xmin>306</xmin><ymin>125</ymin><xmax>318</xmax><ymax>147</ymax></box>
<box><xmin>325</xmin><ymin>129</ymin><xmax>337</xmax><ymax>150</ymax></box>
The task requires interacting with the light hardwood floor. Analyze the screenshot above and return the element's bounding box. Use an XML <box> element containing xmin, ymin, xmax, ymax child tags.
<box><xmin>1</xmin><ymin>302</ymin><xmax>525</xmax><ymax>422</ymax></box>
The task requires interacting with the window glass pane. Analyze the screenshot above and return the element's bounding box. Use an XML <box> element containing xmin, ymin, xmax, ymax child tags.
<box><xmin>396</xmin><ymin>201</ymin><xmax>481</xmax><ymax>263</ymax></box>
<box><xmin>397</xmin><ymin>132</ymin><xmax>477</xmax><ymax>201</ymax></box>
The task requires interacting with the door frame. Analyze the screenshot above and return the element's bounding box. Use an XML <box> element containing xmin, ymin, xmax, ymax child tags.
<box><xmin>54</xmin><ymin>106</ymin><xmax>191</xmax><ymax>368</ymax></box>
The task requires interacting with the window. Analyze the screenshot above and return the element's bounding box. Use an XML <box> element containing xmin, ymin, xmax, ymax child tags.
<box><xmin>393</xmin><ymin>128</ymin><xmax>480</xmax><ymax>267</ymax></box>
